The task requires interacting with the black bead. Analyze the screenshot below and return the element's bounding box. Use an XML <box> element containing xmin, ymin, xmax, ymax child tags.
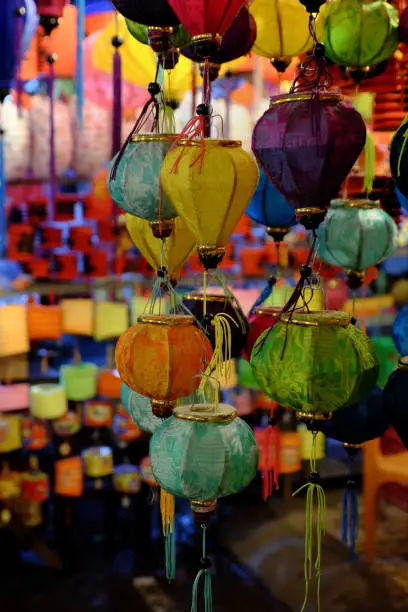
<box><xmin>200</xmin><ymin>556</ymin><xmax>211</xmax><ymax>569</ymax></box>
<box><xmin>300</xmin><ymin>264</ymin><xmax>312</xmax><ymax>279</ymax></box>
<box><xmin>309</xmin><ymin>471</ymin><xmax>321</xmax><ymax>484</ymax></box>
<box><xmin>147</xmin><ymin>81</ymin><xmax>161</xmax><ymax>97</ymax></box>
<box><xmin>350</xmin><ymin>317</ymin><xmax>357</xmax><ymax>326</ymax></box>
<box><xmin>157</xmin><ymin>267</ymin><xmax>166</xmax><ymax>278</ymax></box>
<box><xmin>314</xmin><ymin>43</ymin><xmax>326</xmax><ymax>58</ymax></box>
<box><xmin>111</xmin><ymin>34</ymin><xmax>124</xmax><ymax>48</ymax></box>
<box><xmin>196</xmin><ymin>103</ymin><xmax>210</xmax><ymax>117</ymax></box>
<box><xmin>46</xmin><ymin>54</ymin><xmax>57</xmax><ymax>64</ymax></box>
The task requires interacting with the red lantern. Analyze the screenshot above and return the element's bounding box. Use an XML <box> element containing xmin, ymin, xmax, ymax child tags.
<box><xmin>242</xmin><ymin>307</ymin><xmax>280</xmax><ymax>362</ymax></box>
<box><xmin>69</xmin><ymin>226</ymin><xmax>93</xmax><ymax>253</ymax></box>
<box><xmin>39</xmin><ymin>226</ymin><xmax>63</xmax><ymax>249</ymax></box>
<box><xmin>111</xmin><ymin>0</ymin><xmax>179</xmax><ymax>27</ymax></box>
<box><xmin>252</xmin><ymin>92</ymin><xmax>366</xmax><ymax>229</ymax></box>
<box><xmin>54</xmin><ymin>254</ymin><xmax>78</xmax><ymax>281</ymax></box>
<box><xmin>83</xmin><ymin>251</ymin><xmax>109</xmax><ymax>277</ymax></box>
<box><xmin>168</xmin><ymin>0</ymin><xmax>245</xmax><ymax>41</ymax></box>
<box><xmin>7</xmin><ymin>225</ymin><xmax>34</xmax><ymax>263</ymax></box>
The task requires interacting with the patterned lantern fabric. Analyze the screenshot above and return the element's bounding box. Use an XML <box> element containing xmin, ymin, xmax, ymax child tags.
<box><xmin>317</xmin><ymin>199</ymin><xmax>398</xmax><ymax>272</ymax></box>
<box><xmin>115</xmin><ymin>314</ymin><xmax>213</xmax><ymax>416</ymax></box>
<box><xmin>246</xmin><ymin>168</ymin><xmax>296</xmax><ymax>231</ymax></box>
<box><xmin>111</xmin><ymin>0</ymin><xmax>179</xmax><ymax>26</ymax></box>
<box><xmin>3</xmin><ymin>102</ymin><xmax>30</xmax><ymax>181</ymax></box>
<box><xmin>392</xmin><ymin>304</ymin><xmax>408</xmax><ymax>356</ymax></box>
<box><xmin>322</xmin><ymin>0</ymin><xmax>399</xmax><ymax>71</ymax></box>
<box><xmin>250</xmin><ymin>311</ymin><xmax>379</xmax><ymax>415</ymax></box>
<box><xmin>168</xmin><ymin>0</ymin><xmax>245</xmax><ymax>38</ymax></box>
<box><xmin>150</xmin><ymin>402</ymin><xmax>258</xmax><ymax>509</ymax></box>
<box><xmin>121</xmin><ymin>383</ymin><xmax>162</xmax><ymax>433</ymax></box>
<box><xmin>252</xmin><ymin>93</ymin><xmax>366</xmax><ymax>214</ymax></box>
<box><xmin>109</xmin><ymin>135</ymin><xmax>178</xmax><ymax>221</ymax></box>
<box><xmin>383</xmin><ymin>359</ymin><xmax>408</xmax><ymax>449</ymax></box>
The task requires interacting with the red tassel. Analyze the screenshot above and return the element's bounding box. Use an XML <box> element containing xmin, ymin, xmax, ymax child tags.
<box><xmin>261</xmin><ymin>411</ymin><xmax>281</xmax><ymax>500</ymax></box>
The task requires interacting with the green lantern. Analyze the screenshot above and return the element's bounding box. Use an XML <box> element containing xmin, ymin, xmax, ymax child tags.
<box><xmin>322</xmin><ymin>0</ymin><xmax>399</xmax><ymax>80</ymax></box>
<box><xmin>108</xmin><ymin>134</ymin><xmax>178</xmax><ymax>237</ymax></box>
<box><xmin>121</xmin><ymin>383</ymin><xmax>162</xmax><ymax>433</ymax></box>
<box><xmin>125</xmin><ymin>19</ymin><xmax>191</xmax><ymax>49</ymax></box>
<box><xmin>150</xmin><ymin>402</ymin><xmax>258</xmax><ymax>518</ymax></box>
<box><xmin>251</xmin><ymin>311</ymin><xmax>379</xmax><ymax>418</ymax></box>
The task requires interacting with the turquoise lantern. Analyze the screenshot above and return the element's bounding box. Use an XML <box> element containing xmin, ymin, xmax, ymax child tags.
<box><xmin>317</xmin><ymin>199</ymin><xmax>398</xmax><ymax>288</ymax></box>
<box><xmin>108</xmin><ymin>134</ymin><xmax>178</xmax><ymax>237</ymax></box>
<box><xmin>121</xmin><ymin>383</ymin><xmax>162</xmax><ymax>433</ymax></box>
<box><xmin>393</xmin><ymin>304</ymin><xmax>408</xmax><ymax>356</ymax></box>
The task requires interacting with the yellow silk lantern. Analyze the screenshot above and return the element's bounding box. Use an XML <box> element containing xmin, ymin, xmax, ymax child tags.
<box><xmin>82</xmin><ymin>446</ymin><xmax>113</xmax><ymax>478</ymax></box>
<box><xmin>92</xmin><ymin>16</ymin><xmax>196</xmax><ymax>102</ymax></box>
<box><xmin>0</xmin><ymin>305</ymin><xmax>29</xmax><ymax>357</ymax></box>
<box><xmin>61</xmin><ymin>299</ymin><xmax>94</xmax><ymax>336</ymax></box>
<box><xmin>0</xmin><ymin>416</ymin><xmax>22</xmax><ymax>453</ymax></box>
<box><xmin>250</xmin><ymin>0</ymin><xmax>322</xmax><ymax>67</ymax></box>
<box><xmin>30</xmin><ymin>384</ymin><xmax>68</xmax><ymax>420</ymax></box>
<box><xmin>160</xmin><ymin>139</ymin><xmax>259</xmax><ymax>267</ymax></box>
<box><xmin>126</xmin><ymin>215</ymin><xmax>196</xmax><ymax>277</ymax></box>
<box><xmin>93</xmin><ymin>302</ymin><xmax>129</xmax><ymax>341</ymax></box>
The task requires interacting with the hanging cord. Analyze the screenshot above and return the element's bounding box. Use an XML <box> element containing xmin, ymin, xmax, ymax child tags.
<box><xmin>293</xmin><ymin>431</ymin><xmax>326</xmax><ymax>612</ymax></box>
<box><xmin>290</xmin><ymin>15</ymin><xmax>332</xmax><ymax>96</ymax></box>
<box><xmin>249</xmin><ymin>276</ymin><xmax>277</xmax><ymax>316</ymax></box>
<box><xmin>160</xmin><ymin>489</ymin><xmax>176</xmax><ymax>581</ymax></box>
<box><xmin>47</xmin><ymin>55</ymin><xmax>57</xmax><ymax>216</ymax></box>
<box><xmin>341</xmin><ymin>450</ymin><xmax>359</xmax><ymax>560</ymax></box>
<box><xmin>191</xmin><ymin>524</ymin><xmax>213</xmax><ymax>612</ymax></box>
<box><xmin>111</xmin><ymin>14</ymin><xmax>123</xmax><ymax>157</ymax></box>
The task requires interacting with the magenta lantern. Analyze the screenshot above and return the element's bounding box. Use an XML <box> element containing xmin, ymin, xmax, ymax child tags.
<box><xmin>252</xmin><ymin>92</ymin><xmax>366</xmax><ymax>229</ymax></box>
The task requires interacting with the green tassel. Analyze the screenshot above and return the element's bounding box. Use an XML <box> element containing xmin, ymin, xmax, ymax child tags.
<box><xmin>165</xmin><ymin>524</ymin><xmax>176</xmax><ymax>582</ymax></box>
<box><xmin>363</xmin><ymin>129</ymin><xmax>376</xmax><ymax>194</ymax></box>
<box><xmin>191</xmin><ymin>524</ymin><xmax>213</xmax><ymax>612</ymax></box>
<box><xmin>293</xmin><ymin>432</ymin><xmax>326</xmax><ymax>612</ymax></box>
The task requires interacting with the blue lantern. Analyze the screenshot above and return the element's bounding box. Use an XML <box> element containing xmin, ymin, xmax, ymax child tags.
<box><xmin>392</xmin><ymin>304</ymin><xmax>408</xmax><ymax>356</ymax></box>
<box><xmin>246</xmin><ymin>169</ymin><xmax>296</xmax><ymax>242</ymax></box>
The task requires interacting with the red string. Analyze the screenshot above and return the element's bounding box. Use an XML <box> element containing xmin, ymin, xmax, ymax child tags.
<box><xmin>261</xmin><ymin>407</ymin><xmax>281</xmax><ymax>500</ymax></box>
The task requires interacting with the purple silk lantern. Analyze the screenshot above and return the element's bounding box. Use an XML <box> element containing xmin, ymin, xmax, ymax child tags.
<box><xmin>252</xmin><ymin>92</ymin><xmax>367</xmax><ymax>229</ymax></box>
<box><xmin>181</xmin><ymin>6</ymin><xmax>256</xmax><ymax>81</ymax></box>
<box><xmin>111</xmin><ymin>0</ymin><xmax>179</xmax><ymax>26</ymax></box>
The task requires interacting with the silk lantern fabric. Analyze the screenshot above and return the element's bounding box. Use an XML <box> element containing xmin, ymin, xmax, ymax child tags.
<box><xmin>250</xmin><ymin>0</ymin><xmax>320</xmax><ymax>62</ymax></box>
<box><xmin>168</xmin><ymin>0</ymin><xmax>245</xmax><ymax>38</ymax></box>
<box><xmin>252</xmin><ymin>93</ymin><xmax>366</xmax><ymax>214</ymax></box>
<box><xmin>392</xmin><ymin>304</ymin><xmax>408</xmax><ymax>357</ymax></box>
<box><xmin>111</xmin><ymin>0</ymin><xmax>179</xmax><ymax>26</ymax></box>
<box><xmin>383</xmin><ymin>359</ymin><xmax>408</xmax><ymax>450</ymax></box>
<box><xmin>121</xmin><ymin>383</ymin><xmax>162</xmax><ymax>433</ymax></box>
<box><xmin>109</xmin><ymin>135</ymin><xmax>178</xmax><ymax>221</ymax></box>
<box><xmin>317</xmin><ymin>199</ymin><xmax>398</xmax><ymax>272</ymax></box>
<box><xmin>150</xmin><ymin>403</ymin><xmax>258</xmax><ymax>503</ymax></box>
<box><xmin>246</xmin><ymin>168</ymin><xmax>296</xmax><ymax>230</ymax></box>
<box><xmin>251</xmin><ymin>311</ymin><xmax>379</xmax><ymax>416</ymax></box>
<box><xmin>390</xmin><ymin>119</ymin><xmax>408</xmax><ymax>199</ymax></box>
<box><xmin>126</xmin><ymin>216</ymin><xmax>196</xmax><ymax>277</ymax></box>
<box><xmin>160</xmin><ymin>139</ymin><xmax>259</xmax><ymax>252</ymax></box>
<box><xmin>322</xmin><ymin>0</ymin><xmax>399</xmax><ymax>70</ymax></box>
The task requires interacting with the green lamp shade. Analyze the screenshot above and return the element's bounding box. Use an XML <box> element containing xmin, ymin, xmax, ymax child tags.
<box><xmin>60</xmin><ymin>363</ymin><xmax>98</xmax><ymax>401</ymax></box>
<box><xmin>237</xmin><ymin>358</ymin><xmax>260</xmax><ymax>390</ymax></box>
<box><xmin>125</xmin><ymin>19</ymin><xmax>191</xmax><ymax>48</ymax></box>
<box><xmin>121</xmin><ymin>383</ymin><xmax>162</xmax><ymax>433</ymax></box>
<box><xmin>323</xmin><ymin>0</ymin><xmax>399</xmax><ymax>68</ymax></box>
<box><xmin>250</xmin><ymin>311</ymin><xmax>379</xmax><ymax>415</ymax></box>
<box><xmin>317</xmin><ymin>199</ymin><xmax>397</xmax><ymax>272</ymax></box>
<box><xmin>150</xmin><ymin>403</ymin><xmax>258</xmax><ymax>502</ymax></box>
<box><xmin>108</xmin><ymin>135</ymin><xmax>178</xmax><ymax>220</ymax></box>
<box><xmin>371</xmin><ymin>336</ymin><xmax>399</xmax><ymax>388</ymax></box>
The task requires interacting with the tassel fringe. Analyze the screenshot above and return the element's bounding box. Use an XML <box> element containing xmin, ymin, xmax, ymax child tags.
<box><xmin>160</xmin><ymin>489</ymin><xmax>176</xmax><ymax>581</ymax></box>
<box><xmin>191</xmin><ymin>524</ymin><xmax>213</xmax><ymax>612</ymax></box>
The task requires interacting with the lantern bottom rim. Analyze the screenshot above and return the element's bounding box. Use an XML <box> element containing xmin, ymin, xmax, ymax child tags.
<box><xmin>297</xmin><ymin>410</ymin><xmax>332</xmax><ymax>421</ymax></box>
<box><xmin>151</xmin><ymin>399</ymin><xmax>175</xmax><ymax>418</ymax></box>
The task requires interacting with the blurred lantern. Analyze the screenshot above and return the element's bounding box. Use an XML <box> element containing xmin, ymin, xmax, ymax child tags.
<box><xmin>0</xmin><ymin>465</ymin><xmax>20</xmax><ymax>503</ymax></box>
<box><xmin>60</xmin><ymin>363</ymin><xmax>98</xmax><ymax>401</ymax></box>
<box><xmin>399</xmin><ymin>7</ymin><xmax>408</xmax><ymax>45</ymax></box>
<box><xmin>393</xmin><ymin>304</ymin><xmax>408</xmax><ymax>357</ymax></box>
<box><xmin>246</xmin><ymin>168</ymin><xmax>296</xmax><ymax>242</ymax></box>
<box><xmin>243</xmin><ymin>307</ymin><xmax>281</xmax><ymax>362</ymax></box>
<box><xmin>317</xmin><ymin>199</ymin><xmax>397</xmax><ymax>289</ymax></box>
<box><xmin>250</xmin><ymin>0</ymin><xmax>320</xmax><ymax>73</ymax></box>
<box><xmin>183</xmin><ymin>293</ymin><xmax>248</xmax><ymax>357</ymax></box>
<box><xmin>55</xmin><ymin>456</ymin><xmax>83</xmax><ymax>497</ymax></box>
<box><xmin>113</xmin><ymin>404</ymin><xmax>143</xmax><ymax>442</ymax></box>
<box><xmin>35</xmin><ymin>0</ymin><xmax>66</xmax><ymax>34</ymax></box>
<box><xmin>161</xmin><ymin>139</ymin><xmax>258</xmax><ymax>269</ymax></box>
<box><xmin>181</xmin><ymin>6</ymin><xmax>257</xmax><ymax>81</ymax></box>
<box><xmin>390</xmin><ymin>118</ymin><xmax>408</xmax><ymax>199</ymax></box>
<box><xmin>322</xmin><ymin>0</ymin><xmax>399</xmax><ymax>83</ymax></box>
<box><xmin>82</xmin><ymin>446</ymin><xmax>113</xmax><ymax>478</ymax></box>
<box><xmin>3</xmin><ymin>101</ymin><xmax>30</xmax><ymax>182</ymax></box>
<box><xmin>21</xmin><ymin>417</ymin><xmax>49</xmax><ymax>450</ymax></box>
<box><xmin>383</xmin><ymin>358</ymin><xmax>408</xmax><ymax>449</ymax></box>
<box><xmin>0</xmin><ymin>415</ymin><xmax>22</xmax><ymax>453</ymax></box>
<box><xmin>140</xmin><ymin>456</ymin><xmax>158</xmax><ymax>487</ymax></box>
<box><xmin>83</xmin><ymin>401</ymin><xmax>113</xmax><ymax>428</ymax></box>
<box><xmin>97</xmin><ymin>369</ymin><xmax>122</xmax><ymax>399</ymax></box>
<box><xmin>53</xmin><ymin>411</ymin><xmax>81</xmax><ymax>437</ymax></box>
<box><xmin>391</xmin><ymin>279</ymin><xmax>408</xmax><ymax>308</ymax></box>
<box><xmin>109</xmin><ymin>134</ymin><xmax>178</xmax><ymax>233</ymax></box>
<box><xmin>121</xmin><ymin>383</ymin><xmax>163</xmax><ymax>433</ymax></box>
<box><xmin>21</xmin><ymin>456</ymin><xmax>49</xmax><ymax>504</ymax></box>
<box><xmin>111</xmin><ymin>0</ymin><xmax>179</xmax><ymax>26</ymax></box>
<box><xmin>125</xmin><ymin>19</ymin><xmax>190</xmax><ymax>50</ymax></box>
<box><xmin>126</xmin><ymin>215</ymin><xmax>195</xmax><ymax>278</ymax></box>
<box><xmin>30</xmin><ymin>384</ymin><xmax>68</xmax><ymax>419</ymax></box>
<box><xmin>251</xmin><ymin>311</ymin><xmax>379</xmax><ymax>419</ymax></box>
<box><xmin>252</xmin><ymin>92</ymin><xmax>366</xmax><ymax>229</ymax></box>
<box><xmin>115</xmin><ymin>314</ymin><xmax>213</xmax><ymax>417</ymax></box>
<box><xmin>113</xmin><ymin>464</ymin><xmax>141</xmax><ymax>506</ymax></box>
<box><xmin>298</xmin><ymin>426</ymin><xmax>325</xmax><ymax>461</ymax></box>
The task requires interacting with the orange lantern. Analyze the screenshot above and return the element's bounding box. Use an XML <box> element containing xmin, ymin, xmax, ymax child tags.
<box><xmin>83</xmin><ymin>401</ymin><xmax>113</xmax><ymax>428</ymax></box>
<box><xmin>27</xmin><ymin>302</ymin><xmax>63</xmax><ymax>341</ymax></box>
<box><xmin>97</xmin><ymin>370</ymin><xmax>122</xmax><ymax>399</ymax></box>
<box><xmin>115</xmin><ymin>314</ymin><xmax>212</xmax><ymax>417</ymax></box>
<box><xmin>55</xmin><ymin>456</ymin><xmax>84</xmax><ymax>497</ymax></box>
<box><xmin>21</xmin><ymin>457</ymin><xmax>49</xmax><ymax>504</ymax></box>
<box><xmin>21</xmin><ymin>417</ymin><xmax>49</xmax><ymax>451</ymax></box>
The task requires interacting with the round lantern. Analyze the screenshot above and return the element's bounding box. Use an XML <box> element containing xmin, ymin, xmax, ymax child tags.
<box><xmin>113</xmin><ymin>464</ymin><xmax>142</xmax><ymax>495</ymax></box>
<box><xmin>150</xmin><ymin>402</ymin><xmax>258</xmax><ymax>519</ymax></box>
<box><xmin>390</xmin><ymin>119</ymin><xmax>408</xmax><ymax>199</ymax></box>
<box><xmin>250</xmin><ymin>0</ymin><xmax>320</xmax><ymax>72</ymax></box>
<box><xmin>111</xmin><ymin>0</ymin><xmax>179</xmax><ymax>26</ymax></box>
<box><xmin>82</xmin><ymin>446</ymin><xmax>113</xmax><ymax>478</ymax></box>
<box><xmin>246</xmin><ymin>168</ymin><xmax>296</xmax><ymax>242</ymax></box>
<box><xmin>317</xmin><ymin>199</ymin><xmax>397</xmax><ymax>287</ymax></box>
<box><xmin>251</xmin><ymin>311</ymin><xmax>379</xmax><ymax>418</ymax></box>
<box><xmin>60</xmin><ymin>363</ymin><xmax>98</xmax><ymax>401</ymax></box>
<box><xmin>383</xmin><ymin>358</ymin><xmax>408</xmax><ymax>449</ymax></box>
<box><xmin>323</xmin><ymin>386</ymin><xmax>389</xmax><ymax>446</ymax></box>
<box><xmin>115</xmin><ymin>314</ymin><xmax>213</xmax><ymax>417</ymax></box>
<box><xmin>182</xmin><ymin>293</ymin><xmax>249</xmax><ymax>357</ymax></box>
<box><xmin>161</xmin><ymin>138</ymin><xmax>259</xmax><ymax>268</ymax></box>
<box><xmin>252</xmin><ymin>92</ymin><xmax>366</xmax><ymax>229</ymax></box>
<box><xmin>322</xmin><ymin>0</ymin><xmax>399</xmax><ymax>82</ymax></box>
<box><xmin>242</xmin><ymin>307</ymin><xmax>281</xmax><ymax>362</ymax></box>
<box><xmin>21</xmin><ymin>417</ymin><xmax>49</xmax><ymax>450</ymax></box>
<box><xmin>109</xmin><ymin>134</ymin><xmax>178</xmax><ymax>233</ymax></box>
<box><xmin>30</xmin><ymin>384</ymin><xmax>68</xmax><ymax>419</ymax></box>
<box><xmin>53</xmin><ymin>411</ymin><xmax>81</xmax><ymax>437</ymax></box>
<box><xmin>126</xmin><ymin>215</ymin><xmax>195</xmax><ymax>277</ymax></box>
<box><xmin>21</xmin><ymin>456</ymin><xmax>49</xmax><ymax>504</ymax></box>
<box><xmin>0</xmin><ymin>416</ymin><xmax>22</xmax><ymax>453</ymax></box>
<box><xmin>121</xmin><ymin>383</ymin><xmax>163</xmax><ymax>433</ymax></box>
<box><xmin>392</xmin><ymin>305</ymin><xmax>408</xmax><ymax>357</ymax></box>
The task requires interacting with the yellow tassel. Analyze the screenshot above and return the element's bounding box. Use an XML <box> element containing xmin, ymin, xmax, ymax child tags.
<box><xmin>160</xmin><ymin>488</ymin><xmax>175</xmax><ymax>536</ymax></box>
<box><xmin>201</xmin><ymin>313</ymin><xmax>238</xmax><ymax>388</ymax></box>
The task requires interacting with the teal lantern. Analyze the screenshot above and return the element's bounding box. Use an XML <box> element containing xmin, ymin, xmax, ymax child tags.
<box><xmin>317</xmin><ymin>199</ymin><xmax>397</xmax><ymax>288</ymax></box>
<box><xmin>108</xmin><ymin>134</ymin><xmax>178</xmax><ymax>237</ymax></box>
<box><xmin>251</xmin><ymin>311</ymin><xmax>379</xmax><ymax>419</ymax></box>
<box><xmin>150</xmin><ymin>402</ymin><xmax>258</xmax><ymax>519</ymax></box>
<box><xmin>121</xmin><ymin>383</ymin><xmax>162</xmax><ymax>433</ymax></box>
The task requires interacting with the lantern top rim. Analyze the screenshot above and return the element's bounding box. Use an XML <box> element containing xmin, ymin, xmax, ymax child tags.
<box><xmin>173</xmin><ymin>138</ymin><xmax>242</xmax><ymax>149</ymax></box>
<box><xmin>184</xmin><ymin>293</ymin><xmax>232</xmax><ymax>304</ymax></box>
<box><xmin>397</xmin><ymin>356</ymin><xmax>408</xmax><ymax>371</ymax></box>
<box><xmin>280</xmin><ymin>310</ymin><xmax>350</xmax><ymax>327</ymax></box>
<box><xmin>137</xmin><ymin>314</ymin><xmax>194</xmax><ymax>326</ymax></box>
<box><xmin>331</xmin><ymin>198</ymin><xmax>380</xmax><ymax>210</ymax></box>
<box><xmin>254</xmin><ymin>307</ymin><xmax>282</xmax><ymax>317</ymax></box>
<box><xmin>174</xmin><ymin>402</ymin><xmax>237</xmax><ymax>423</ymax></box>
<box><xmin>130</xmin><ymin>133</ymin><xmax>178</xmax><ymax>144</ymax></box>
<box><xmin>269</xmin><ymin>91</ymin><xmax>343</xmax><ymax>108</ymax></box>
